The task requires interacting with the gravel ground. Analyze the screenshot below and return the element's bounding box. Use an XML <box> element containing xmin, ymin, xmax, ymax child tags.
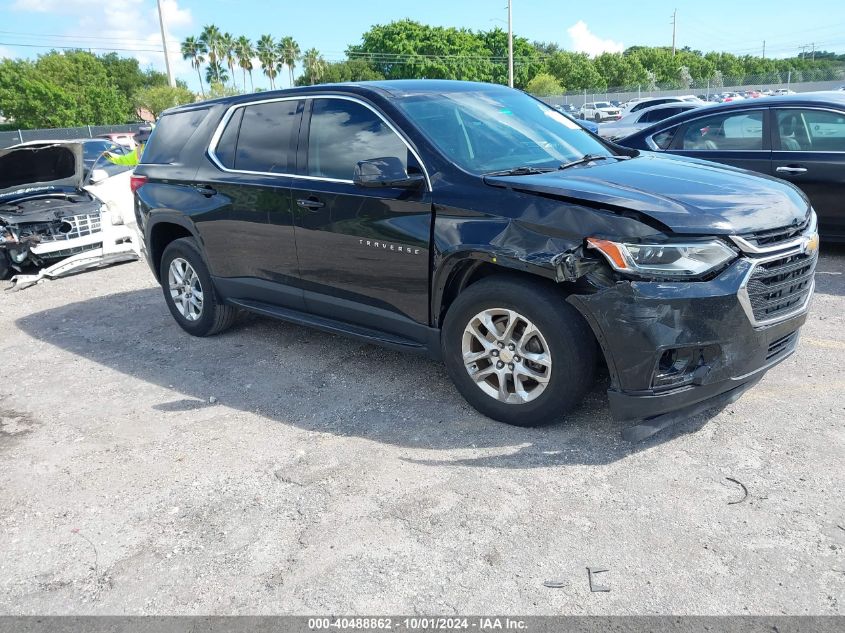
<box><xmin>0</xmin><ymin>248</ymin><xmax>843</xmax><ymax>615</ymax></box>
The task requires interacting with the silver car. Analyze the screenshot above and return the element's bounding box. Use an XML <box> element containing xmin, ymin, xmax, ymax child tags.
<box><xmin>598</xmin><ymin>102</ymin><xmax>703</xmax><ymax>140</ymax></box>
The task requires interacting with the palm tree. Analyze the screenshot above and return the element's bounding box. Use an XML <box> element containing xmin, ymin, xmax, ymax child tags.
<box><xmin>235</xmin><ymin>36</ymin><xmax>255</xmax><ymax>93</ymax></box>
<box><xmin>256</xmin><ymin>34</ymin><xmax>278</xmax><ymax>90</ymax></box>
<box><xmin>220</xmin><ymin>32</ymin><xmax>237</xmax><ymax>91</ymax></box>
<box><xmin>303</xmin><ymin>48</ymin><xmax>325</xmax><ymax>85</ymax></box>
<box><xmin>181</xmin><ymin>36</ymin><xmax>207</xmax><ymax>98</ymax></box>
<box><xmin>199</xmin><ymin>24</ymin><xmax>223</xmax><ymax>85</ymax></box>
<box><xmin>279</xmin><ymin>36</ymin><xmax>300</xmax><ymax>88</ymax></box>
<box><xmin>205</xmin><ymin>61</ymin><xmax>229</xmax><ymax>86</ymax></box>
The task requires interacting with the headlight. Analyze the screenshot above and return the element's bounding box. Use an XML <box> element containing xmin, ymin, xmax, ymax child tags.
<box><xmin>587</xmin><ymin>237</ymin><xmax>737</xmax><ymax>278</ymax></box>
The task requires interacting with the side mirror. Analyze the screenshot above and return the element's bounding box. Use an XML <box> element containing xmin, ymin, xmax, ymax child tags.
<box><xmin>353</xmin><ymin>157</ymin><xmax>424</xmax><ymax>189</ymax></box>
<box><xmin>89</xmin><ymin>168</ymin><xmax>109</xmax><ymax>184</ymax></box>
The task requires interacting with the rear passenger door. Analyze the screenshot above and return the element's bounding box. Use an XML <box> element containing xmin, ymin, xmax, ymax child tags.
<box><xmin>667</xmin><ymin>108</ymin><xmax>772</xmax><ymax>174</ymax></box>
<box><xmin>291</xmin><ymin>96</ymin><xmax>433</xmax><ymax>333</ymax></box>
<box><xmin>771</xmin><ymin>107</ymin><xmax>845</xmax><ymax>238</ymax></box>
<box><xmin>197</xmin><ymin>98</ymin><xmax>305</xmax><ymax>308</ymax></box>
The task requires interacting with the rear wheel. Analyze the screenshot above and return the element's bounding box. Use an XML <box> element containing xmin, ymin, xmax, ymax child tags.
<box><xmin>442</xmin><ymin>276</ymin><xmax>597</xmax><ymax>427</ymax></box>
<box><xmin>160</xmin><ymin>237</ymin><xmax>237</xmax><ymax>337</ymax></box>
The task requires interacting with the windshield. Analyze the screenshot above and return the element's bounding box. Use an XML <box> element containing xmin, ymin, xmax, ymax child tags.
<box><xmin>396</xmin><ymin>89</ymin><xmax>612</xmax><ymax>174</ymax></box>
<box><xmin>83</xmin><ymin>141</ymin><xmax>119</xmax><ymax>161</ymax></box>
<box><xmin>594</xmin><ymin>102</ymin><xmax>611</xmax><ymax>108</ymax></box>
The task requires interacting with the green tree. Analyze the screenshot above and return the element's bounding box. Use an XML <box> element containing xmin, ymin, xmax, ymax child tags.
<box><xmin>220</xmin><ymin>32</ymin><xmax>237</xmax><ymax>90</ymax></box>
<box><xmin>205</xmin><ymin>61</ymin><xmax>229</xmax><ymax>86</ymax></box>
<box><xmin>279</xmin><ymin>36</ymin><xmax>301</xmax><ymax>88</ymax></box>
<box><xmin>297</xmin><ymin>58</ymin><xmax>383</xmax><ymax>85</ymax></box>
<box><xmin>301</xmin><ymin>48</ymin><xmax>326</xmax><ymax>85</ymax></box>
<box><xmin>545</xmin><ymin>51</ymin><xmax>605</xmax><ymax>90</ymax></box>
<box><xmin>235</xmin><ymin>36</ymin><xmax>255</xmax><ymax>92</ymax></box>
<box><xmin>526</xmin><ymin>72</ymin><xmax>563</xmax><ymax>96</ymax></box>
<box><xmin>133</xmin><ymin>85</ymin><xmax>195</xmax><ymax>119</ymax></box>
<box><xmin>348</xmin><ymin>19</ymin><xmax>494</xmax><ymax>82</ymax></box>
<box><xmin>256</xmin><ymin>34</ymin><xmax>278</xmax><ymax>89</ymax></box>
<box><xmin>0</xmin><ymin>51</ymin><xmax>128</xmax><ymax>128</ymax></box>
<box><xmin>479</xmin><ymin>27</ymin><xmax>543</xmax><ymax>88</ymax></box>
<box><xmin>200</xmin><ymin>24</ymin><xmax>223</xmax><ymax>85</ymax></box>
<box><xmin>181</xmin><ymin>36</ymin><xmax>207</xmax><ymax>98</ymax></box>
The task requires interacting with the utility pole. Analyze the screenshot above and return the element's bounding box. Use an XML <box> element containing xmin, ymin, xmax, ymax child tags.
<box><xmin>762</xmin><ymin>40</ymin><xmax>766</xmax><ymax>59</ymax></box>
<box><xmin>157</xmin><ymin>0</ymin><xmax>176</xmax><ymax>87</ymax></box>
<box><xmin>671</xmin><ymin>8</ymin><xmax>677</xmax><ymax>56</ymax></box>
<box><xmin>507</xmin><ymin>0</ymin><xmax>514</xmax><ymax>88</ymax></box>
<box><xmin>811</xmin><ymin>42</ymin><xmax>815</xmax><ymax>61</ymax></box>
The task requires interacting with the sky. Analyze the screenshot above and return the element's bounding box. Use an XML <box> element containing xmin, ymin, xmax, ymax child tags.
<box><xmin>2</xmin><ymin>0</ymin><xmax>845</xmax><ymax>92</ymax></box>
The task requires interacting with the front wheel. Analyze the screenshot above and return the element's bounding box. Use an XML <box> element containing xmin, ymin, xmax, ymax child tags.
<box><xmin>594</xmin><ymin>113</ymin><xmax>602</xmax><ymax>122</ymax></box>
<box><xmin>441</xmin><ymin>276</ymin><xmax>597</xmax><ymax>427</ymax></box>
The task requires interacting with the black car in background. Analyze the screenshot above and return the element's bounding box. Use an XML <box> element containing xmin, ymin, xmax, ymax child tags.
<box><xmin>133</xmin><ymin>81</ymin><xmax>818</xmax><ymax>438</ymax></box>
<box><xmin>618</xmin><ymin>93</ymin><xmax>845</xmax><ymax>241</ymax></box>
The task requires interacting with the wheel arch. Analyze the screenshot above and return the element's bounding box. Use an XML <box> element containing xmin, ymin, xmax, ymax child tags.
<box><xmin>147</xmin><ymin>215</ymin><xmax>202</xmax><ymax>282</ymax></box>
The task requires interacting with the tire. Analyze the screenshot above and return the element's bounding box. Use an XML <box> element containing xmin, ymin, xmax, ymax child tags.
<box><xmin>594</xmin><ymin>113</ymin><xmax>602</xmax><ymax>122</ymax></box>
<box><xmin>159</xmin><ymin>237</ymin><xmax>237</xmax><ymax>337</ymax></box>
<box><xmin>441</xmin><ymin>275</ymin><xmax>597</xmax><ymax>427</ymax></box>
<box><xmin>0</xmin><ymin>252</ymin><xmax>10</xmax><ymax>280</ymax></box>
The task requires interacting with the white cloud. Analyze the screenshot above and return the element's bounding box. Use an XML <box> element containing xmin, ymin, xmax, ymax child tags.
<box><xmin>0</xmin><ymin>45</ymin><xmax>15</xmax><ymax>60</ymax></box>
<box><xmin>567</xmin><ymin>20</ymin><xmax>624</xmax><ymax>57</ymax></box>
<box><xmin>11</xmin><ymin>0</ymin><xmax>196</xmax><ymax>86</ymax></box>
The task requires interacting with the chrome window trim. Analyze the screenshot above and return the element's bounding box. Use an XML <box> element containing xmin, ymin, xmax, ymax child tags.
<box><xmin>736</xmin><ymin>245</ymin><xmax>817</xmax><ymax>328</ymax></box>
<box><xmin>730</xmin><ymin>210</ymin><xmax>817</xmax><ymax>254</ymax></box>
<box><xmin>206</xmin><ymin>94</ymin><xmax>432</xmax><ymax>191</ymax></box>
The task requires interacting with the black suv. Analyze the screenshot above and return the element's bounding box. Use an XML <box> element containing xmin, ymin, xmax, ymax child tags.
<box><xmin>134</xmin><ymin>80</ymin><xmax>818</xmax><ymax>436</ymax></box>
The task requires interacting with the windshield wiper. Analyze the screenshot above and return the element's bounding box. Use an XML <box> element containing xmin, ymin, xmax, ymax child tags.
<box><xmin>484</xmin><ymin>166</ymin><xmax>556</xmax><ymax>177</ymax></box>
<box><xmin>558</xmin><ymin>154</ymin><xmax>621</xmax><ymax>171</ymax></box>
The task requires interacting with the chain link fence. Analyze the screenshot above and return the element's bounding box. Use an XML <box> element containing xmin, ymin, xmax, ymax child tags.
<box><xmin>0</xmin><ymin>123</ymin><xmax>143</xmax><ymax>149</ymax></box>
<box><xmin>538</xmin><ymin>68</ymin><xmax>845</xmax><ymax>109</ymax></box>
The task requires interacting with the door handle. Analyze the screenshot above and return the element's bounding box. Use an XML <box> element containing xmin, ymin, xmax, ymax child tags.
<box><xmin>776</xmin><ymin>166</ymin><xmax>807</xmax><ymax>175</ymax></box>
<box><xmin>296</xmin><ymin>197</ymin><xmax>325</xmax><ymax>210</ymax></box>
<box><xmin>194</xmin><ymin>185</ymin><xmax>217</xmax><ymax>197</ymax></box>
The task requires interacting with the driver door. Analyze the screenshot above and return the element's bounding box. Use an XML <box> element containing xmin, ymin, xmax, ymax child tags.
<box><xmin>291</xmin><ymin>97</ymin><xmax>432</xmax><ymax>332</ymax></box>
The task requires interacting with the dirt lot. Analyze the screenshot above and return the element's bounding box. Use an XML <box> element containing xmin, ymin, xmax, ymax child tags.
<box><xmin>0</xmin><ymin>248</ymin><xmax>843</xmax><ymax>615</ymax></box>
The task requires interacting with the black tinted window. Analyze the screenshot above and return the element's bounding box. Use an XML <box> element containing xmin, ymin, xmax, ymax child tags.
<box><xmin>142</xmin><ymin>108</ymin><xmax>209</xmax><ymax>164</ymax></box>
<box><xmin>307</xmin><ymin>99</ymin><xmax>407</xmax><ymax>180</ymax></box>
<box><xmin>214</xmin><ymin>107</ymin><xmax>243</xmax><ymax>169</ymax></box>
<box><xmin>236</xmin><ymin>100</ymin><xmax>303</xmax><ymax>173</ymax></box>
<box><xmin>641</xmin><ymin>106</ymin><xmax>685</xmax><ymax>123</ymax></box>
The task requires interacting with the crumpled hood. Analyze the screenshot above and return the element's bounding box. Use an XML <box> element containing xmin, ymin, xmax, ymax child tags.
<box><xmin>484</xmin><ymin>153</ymin><xmax>810</xmax><ymax>235</ymax></box>
<box><xmin>0</xmin><ymin>143</ymin><xmax>84</xmax><ymax>201</ymax></box>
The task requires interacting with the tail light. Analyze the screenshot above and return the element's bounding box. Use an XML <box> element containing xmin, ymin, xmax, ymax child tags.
<box><xmin>130</xmin><ymin>174</ymin><xmax>148</xmax><ymax>194</ymax></box>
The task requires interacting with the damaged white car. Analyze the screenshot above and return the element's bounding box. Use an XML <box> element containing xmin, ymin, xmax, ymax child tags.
<box><xmin>0</xmin><ymin>142</ymin><xmax>140</xmax><ymax>289</ymax></box>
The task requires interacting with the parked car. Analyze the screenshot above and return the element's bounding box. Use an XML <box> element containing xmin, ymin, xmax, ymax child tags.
<box><xmin>553</xmin><ymin>103</ymin><xmax>576</xmax><ymax>114</ymax></box>
<box><xmin>561</xmin><ymin>110</ymin><xmax>599</xmax><ymax>134</ymax></box>
<box><xmin>579</xmin><ymin>101</ymin><xmax>622</xmax><ymax>122</ymax></box>
<box><xmin>622</xmin><ymin>96</ymin><xmax>689</xmax><ymax>113</ymax></box>
<box><xmin>598</xmin><ymin>102</ymin><xmax>702</xmax><ymax>140</ymax></box>
<box><xmin>10</xmin><ymin>138</ymin><xmax>130</xmax><ymax>178</ymax></box>
<box><xmin>617</xmin><ymin>92</ymin><xmax>845</xmax><ymax>240</ymax></box>
<box><xmin>98</xmin><ymin>132</ymin><xmax>137</xmax><ymax>149</ymax></box>
<box><xmin>0</xmin><ymin>142</ymin><xmax>140</xmax><ymax>286</ymax></box>
<box><xmin>133</xmin><ymin>80</ymin><xmax>817</xmax><ymax>438</ymax></box>
<box><xmin>774</xmin><ymin>88</ymin><xmax>797</xmax><ymax>96</ymax></box>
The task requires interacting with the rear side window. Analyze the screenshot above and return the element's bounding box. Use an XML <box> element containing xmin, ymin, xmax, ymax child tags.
<box><xmin>142</xmin><ymin>108</ymin><xmax>209</xmax><ymax>164</ymax></box>
<box><xmin>214</xmin><ymin>107</ymin><xmax>243</xmax><ymax>169</ymax></box>
<box><xmin>234</xmin><ymin>100</ymin><xmax>303</xmax><ymax>173</ymax></box>
<box><xmin>307</xmin><ymin>98</ymin><xmax>407</xmax><ymax>180</ymax></box>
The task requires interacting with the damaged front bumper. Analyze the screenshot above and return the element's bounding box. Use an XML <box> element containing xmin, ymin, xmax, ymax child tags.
<box><xmin>568</xmin><ymin>250</ymin><xmax>816</xmax><ymax>436</ymax></box>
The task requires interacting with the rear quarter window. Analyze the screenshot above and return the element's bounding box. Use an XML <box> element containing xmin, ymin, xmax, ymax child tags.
<box><xmin>142</xmin><ymin>108</ymin><xmax>210</xmax><ymax>164</ymax></box>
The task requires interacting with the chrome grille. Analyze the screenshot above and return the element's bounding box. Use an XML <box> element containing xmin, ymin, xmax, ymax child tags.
<box><xmin>39</xmin><ymin>213</ymin><xmax>102</xmax><ymax>242</ymax></box>
<box><xmin>744</xmin><ymin>250</ymin><xmax>816</xmax><ymax>324</ymax></box>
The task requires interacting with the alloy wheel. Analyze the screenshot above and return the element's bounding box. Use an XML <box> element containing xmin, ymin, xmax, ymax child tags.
<box><xmin>461</xmin><ymin>308</ymin><xmax>552</xmax><ymax>404</ymax></box>
<box><xmin>168</xmin><ymin>257</ymin><xmax>204</xmax><ymax>322</ymax></box>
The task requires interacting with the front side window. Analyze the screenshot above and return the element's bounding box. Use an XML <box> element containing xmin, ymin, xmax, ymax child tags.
<box><xmin>234</xmin><ymin>100</ymin><xmax>303</xmax><ymax>173</ymax></box>
<box><xmin>395</xmin><ymin>89</ymin><xmax>611</xmax><ymax>174</ymax></box>
<box><xmin>680</xmin><ymin>110</ymin><xmax>764</xmax><ymax>151</ymax></box>
<box><xmin>776</xmin><ymin>109</ymin><xmax>845</xmax><ymax>151</ymax></box>
<box><xmin>307</xmin><ymin>99</ymin><xmax>408</xmax><ymax>180</ymax></box>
